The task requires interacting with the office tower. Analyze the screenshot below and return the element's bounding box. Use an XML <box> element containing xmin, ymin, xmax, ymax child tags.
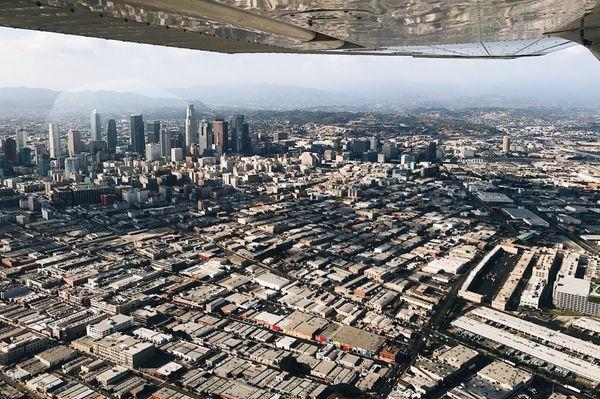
<box><xmin>146</xmin><ymin>120</ymin><xmax>161</xmax><ymax>144</ymax></box>
<box><xmin>159</xmin><ymin>130</ymin><xmax>171</xmax><ymax>158</ymax></box>
<box><xmin>107</xmin><ymin>119</ymin><xmax>117</xmax><ymax>153</ymax></box>
<box><xmin>199</xmin><ymin>119</ymin><xmax>212</xmax><ymax>156</ymax></box>
<box><xmin>91</xmin><ymin>109</ymin><xmax>102</xmax><ymax>142</ymax></box>
<box><xmin>145</xmin><ymin>143</ymin><xmax>161</xmax><ymax>161</ymax></box>
<box><xmin>130</xmin><ymin>114</ymin><xmax>145</xmax><ymax>155</ymax></box>
<box><xmin>16</xmin><ymin>130</ymin><xmax>27</xmax><ymax>150</ymax></box>
<box><xmin>351</xmin><ymin>139</ymin><xmax>369</xmax><ymax>154</ymax></box>
<box><xmin>184</xmin><ymin>105</ymin><xmax>197</xmax><ymax>154</ymax></box>
<box><xmin>18</xmin><ymin>147</ymin><xmax>32</xmax><ymax>166</ymax></box>
<box><xmin>213</xmin><ymin>119</ymin><xmax>229</xmax><ymax>153</ymax></box>
<box><xmin>88</xmin><ymin>140</ymin><xmax>107</xmax><ymax>154</ymax></box>
<box><xmin>2</xmin><ymin>137</ymin><xmax>17</xmax><ymax>166</ymax></box>
<box><xmin>33</xmin><ymin>143</ymin><xmax>47</xmax><ymax>161</ymax></box>
<box><xmin>36</xmin><ymin>154</ymin><xmax>50</xmax><ymax>176</ymax></box>
<box><xmin>48</xmin><ymin>123</ymin><xmax>61</xmax><ymax>159</ymax></box>
<box><xmin>67</xmin><ymin>130</ymin><xmax>82</xmax><ymax>156</ymax></box>
<box><xmin>171</xmin><ymin>129</ymin><xmax>184</xmax><ymax>149</ymax></box>
<box><xmin>229</xmin><ymin>115</ymin><xmax>251</xmax><ymax>153</ymax></box>
<box><xmin>370</xmin><ymin>136</ymin><xmax>379</xmax><ymax>151</ymax></box>
<box><xmin>64</xmin><ymin>156</ymin><xmax>80</xmax><ymax>177</ymax></box>
<box><xmin>382</xmin><ymin>142</ymin><xmax>397</xmax><ymax>161</ymax></box>
<box><xmin>401</xmin><ymin>153</ymin><xmax>415</xmax><ymax>165</ymax></box>
<box><xmin>273</xmin><ymin>132</ymin><xmax>288</xmax><ymax>141</ymax></box>
<box><xmin>171</xmin><ymin>147</ymin><xmax>183</xmax><ymax>162</ymax></box>
<box><xmin>229</xmin><ymin>114</ymin><xmax>245</xmax><ymax>153</ymax></box>
<box><xmin>427</xmin><ymin>141</ymin><xmax>437</xmax><ymax>161</ymax></box>
<box><xmin>241</xmin><ymin>122</ymin><xmax>250</xmax><ymax>154</ymax></box>
<box><xmin>503</xmin><ymin>135</ymin><xmax>511</xmax><ymax>154</ymax></box>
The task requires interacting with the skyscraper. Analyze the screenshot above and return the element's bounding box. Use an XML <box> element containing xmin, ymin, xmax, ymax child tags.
<box><xmin>199</xmin><ymin>119</ymin><xmax>213</xmax><ymax>156</ymax></box>
<box><xmin>213</xmin><ymin>119</ymin><xmax>228</xmax><ymax>154</ymax></box>
<box><xmin>64</xmin><ymin>156</ymin><xmax>80</xmax><ymax>177</ymax></box>
<box><xmin>91</xmin><ymin>109</ymin><xmax>102</xmax><ymax>142</ymax></box>
<box><xmin>427</xmin><ymin>141</ymin><xmax>437</xmax><ymax>162</ymax></box>
<box><xmin>241</xmin><ymin>122</ymin><xmax>250</xmax><ymax>154</ymax></box>
<box><xmin>145</xmin><ymin>143</ymin><xmax>161</xmax><ymax>161</ymax></box>
<box><xmin>160</xmin><ymin>130</ymin><xmax>171</xmax><ymax>158</ymax></box>
<box><xmin>2</xmin><ymin>137</ymin><xmax>17</xmax><ymax>166</ymax></box>
<box><xmin>370</xmin><ymin>136</ymin><xmax>379</xmax><ymax>151</ymax></box>
<box><xmin>16</xmin><ymin>130</ymin><xmax>27</xmax><ymax>150</ymax></box>
<box><xmin>67</xmin><ymin>130</ymin><xmax>82</xmax><ymax>156</ymax></box>
<box><xmin>18</xmin><ymin>147</ymin><xmax>31</xmax><ymax>166</ymax></box>
<box><xmin>48</xmin><ymin>123</ymin><xmax>61</xmax><ymax>159</ymax></box>
<box><xmin>130</xmin><ymin>114</ymin><xmax>145</xmax><ymax>155</ymax></box>
<box><xmin>184</xmin><ymin>105</ymin><xmax>197</xmax><ymax>154</ymax></box>
<box><xmin>107</xmin><ymin>119</ymin><xmax>117</xmax><ymax>153</ymax></box>
<box><xmin>229</xmin><ymin>114</ymin><xmax>244</xmax><ymax>153</ymax></box>
<box><xmin>503</xmin><ymin>135</ymin><xmax>511</xmax><ymax>154</ymax></box>
<box><xmin>382</xmin><ymin>142</ymin><xmax>397</xmax><ymax>161</ymax></box>
<box><xmin>36</xmin><ymin>153</ymin><xmax>50</xmax><ymax>176</ymax></box>
<box><xmin>146</xmin><ymin>120</ymin><xmax>161</xmax><ymax>144</ymax></box>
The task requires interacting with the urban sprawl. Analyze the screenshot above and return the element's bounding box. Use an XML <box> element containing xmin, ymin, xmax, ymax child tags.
<box><xmin>0</xmin><ymin>106</ymin><xmax>599</xmax><ymax>399</ymax></box>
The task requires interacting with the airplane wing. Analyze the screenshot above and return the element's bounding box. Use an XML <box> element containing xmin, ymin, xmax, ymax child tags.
<box><xmin>1</xmin><ymin>0</ymin><xmax>599</xmax><ymax>59</ymax></box>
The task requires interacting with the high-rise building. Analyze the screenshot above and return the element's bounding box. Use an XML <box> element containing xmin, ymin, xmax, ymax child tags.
<box><xmin>241</xmin><ymin>122</ymin><xmax>251</xmax><ymax>154</ymax></box>
<box><xmin>502</xmin><ymin>135</ymin><xmax>511</xmax><ymax>154</ymax></box>
<box><xmin>48</xmin><ymin>123</ymin><xmax>61</xmax><ymax>159</ymax></box>
<box><xmin>229</xmin><ymin>114</ymin><xmax>245</xmax><ymax>153</ymax></box>
<box><xmin>184</xmin><ymin>105</ymin><xmax>197</xmax><ymax>154</ymax></box>
<box><xmin>171</xmin><ymin>129</ymin><xmax>184</xmax><ymax>149</ymax></box>
<box><xmin>426</xmin><ymin>141</ymin><xmax>437</xmax><ymax>161</ymax></box>
<box><xmin>382</xmin><ymin>142</ymin><xmax>397</xmax><ymax>161</ymax></box>
<box><xmin>2</xmin><ymin>137</ymin><xmax>17</xmax><ymax>166</ymax></box>
<box><xmin>351</xmin><ymin>139</ymin><xmax>369</xmax><ymax>154</ymax></box>
<box><xmin>16</xmin><ymin>130</ymin><xmax>27</xmax><ymax>150</ymax></box>
<box><xmin>159</xmin><ymin>130</ymin><xmax>171</xmax><ymax>158</ymax></box>
<box><xmin>199</xmin><ymin>119</ymin><xmax>213</xmax><ymax>156</ymax></box>
<box><xmin>107</xmin><ymin>119</ymin><xmax>117</xmax><ymax>153</ymax></box>
<box><xmin>18</xmin><ymin>147</ymin><xmax>31</xmax><ymax>166</ymax></box>
<box><xmin>67</xmin><ymin>130</ymin><xmax>82</xmax><ymax>157</ymax></box>
<box><xmin>370</xmin><ymin>136</ymin><xmax>379</xmax><ymax>151</ymax></box>
<box><xmin>130</xmin><ymin>114</ymin><xmax>145</xmax><ymax>155</ymax></box>
<box><xmin>213</xmin><ymin>119</ymin><xmax>229</xmax><ymax>153</ymax></box>
<box><xmin>36</xmin><ymin>153</ymin><xmax>50</xmax><ymax>176</ymax></box>
<box><xmin>146</xmin><ymin>120</ymin><xmax>161</xmax><ymax>144</ymax></box>
<box><xmin>64</xmin><ymin>156</ymin><xmax>80</xmax><ymax>177</ymax></box>
<box><xmin>145</xmin><ymin>143</ymin><xmax>161</xmax><ymax>161</ymax></box>
<box><xmin>91</xmin><ymin>109</ymin><xmax>102</xmax><ymax>142</ymax></box>
<box><xmin>171</xmin><ymin>147</ymin><xmax>183</xmax><ymax>162</ymax></box>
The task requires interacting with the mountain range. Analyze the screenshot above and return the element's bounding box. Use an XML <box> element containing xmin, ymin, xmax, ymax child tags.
<box><xmin>0</xmin><ymin>85</ymin><xmax>594</xmax><ymax>117</ymax></box>
<box><xmin>0</xmin><ymin>87</ymin><xmax>207</xmax><ymax>116</ymax></box>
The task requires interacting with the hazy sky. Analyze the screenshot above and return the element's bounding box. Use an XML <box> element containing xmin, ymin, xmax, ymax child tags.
<box><xmin>1</xmin><ymin>26</ymin><xmax>599</xmax><ymax>102</ymax></box>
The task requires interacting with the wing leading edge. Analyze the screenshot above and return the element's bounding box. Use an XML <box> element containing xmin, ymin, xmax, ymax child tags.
<box><xmin>0</xmin><ymin>0</ymin><xmax>599</xmax><ymax>59</ymax></box>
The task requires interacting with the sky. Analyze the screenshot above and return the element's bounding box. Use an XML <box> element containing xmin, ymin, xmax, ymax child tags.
<box><xmin>1</xmin><ymin>26</ymin><xmax>600</xmax><ymax>103</ymax></box>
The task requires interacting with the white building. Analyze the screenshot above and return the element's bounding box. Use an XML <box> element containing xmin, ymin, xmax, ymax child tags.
<box><xmin>145</xmin><ymin>143</ymin><xmax>161</xmax><ymax>161</ymax></box>
<box><xmin>553</xmin><ymin>253</ymin><xmax>600</xmax><ymax>316</ymax></box>
<box><xmin>184</xmin><ymin>104</ymin><xmax>197</xmax><ymax>154</ymax></box>
<box><xmin>16</xmin><ymin>130</ymin><xmax>27</xmax><ymax>150</ymax></box>
<box><xmin>171</xmin><ymin>147</ymin><xmax>184</xmax><ymax>162</ymax></box>
<box><xmin>87</xmin><ymin>314</ymin><xmax>133</xmax><ymax>339</ymax></box>
<box><xmin>253</xmin><ymin>272</ymin><xmax>290</xmax><ymax>290</ymax></box>
<box><xmin>48</xmin><ymin>123</ymin><xmax>61</xmax><ymax>159</ymax></box>
<box><xmin>91</xmin><ymin>109</ymin><xmax>102</xmax><ymax>142</ymax></box>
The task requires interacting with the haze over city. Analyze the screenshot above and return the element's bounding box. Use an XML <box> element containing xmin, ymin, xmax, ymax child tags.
<box><xmin>1</xmin><ymin>27</ymin><xmax>599</xmax><ymax>106</ymax></box>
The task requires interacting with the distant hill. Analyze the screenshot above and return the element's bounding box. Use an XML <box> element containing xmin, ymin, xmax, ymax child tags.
<box><xmin>0</xmin><ymin>85</ymin><xmax>588</xmax><ymax>116</ymax></box>
<box><xmin>169</xmin><ymin>83</ymin><xmax>366</xmax><ymax>110</ymax></box>
<box><xmin>0</xmin><ymin>87</ymin><xmax>208</xmax><ymax>115</ymax></box>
